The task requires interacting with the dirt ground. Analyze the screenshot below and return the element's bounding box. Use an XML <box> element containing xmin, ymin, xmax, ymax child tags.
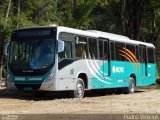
<box><xmin>0</xmin><ymin>86</ymin><xmax>160</xmax><ymax>116</ymax></box>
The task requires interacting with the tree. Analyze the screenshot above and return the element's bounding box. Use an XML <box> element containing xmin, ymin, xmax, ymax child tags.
<box><xmin>0</xmin><ymin>0</ymin><xmax>13</xmax><ymax>79</ymax></box>
<box><xmin>57</xmin><ymin>0</ymin><xmax>100</xmax><ymax>29</ymax></box>
<box><xmin>0</xmin><ymin>0</ymin><xmax>160</xmax><ymax>79</ymax></box>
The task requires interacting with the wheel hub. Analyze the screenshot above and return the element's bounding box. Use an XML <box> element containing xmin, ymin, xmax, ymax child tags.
<box><xmin>76</xmin><ymin>83</ymin><xmax>84</xmax><ymax>97</ymax></box>
<box><xmin>130</xmin><ymin>81</ymin><xmax>135</xmax><ymax>93</ymax></box>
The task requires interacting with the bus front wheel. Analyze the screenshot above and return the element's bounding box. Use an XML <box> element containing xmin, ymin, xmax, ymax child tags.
<box><xmin>70</xmin><ymin>78</ymin><xmax>85</xmax><ymax>98</ymax></box>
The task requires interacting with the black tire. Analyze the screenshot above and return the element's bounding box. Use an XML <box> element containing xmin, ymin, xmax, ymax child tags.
<box><xmin>124</xmin><ymin>77</ymin><xmax>135</xmax><ymax>94</ymax></box>
<box><xmin>70</xmin><ymin>78</ymin><xmax>85</xmax><ymax>98</ymax></box>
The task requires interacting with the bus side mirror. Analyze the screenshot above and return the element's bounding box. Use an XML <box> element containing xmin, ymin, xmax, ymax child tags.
<box><xmin>4</xmin><ymin>42</ymin><xmax>9</xmax><ymax>56</ymax></box>
<box><xmin>57</xmin><ymin>40</ymin><xmax>64</xmax><ymax>53</ymax></box>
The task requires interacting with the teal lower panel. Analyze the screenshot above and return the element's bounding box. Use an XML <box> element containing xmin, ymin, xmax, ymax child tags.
<box><xmin>90</xmin><ymin>77</ymin><xmax>155</xmax><ymax>89</ymax></box>
<box><xmin>139</xmin><ymin>77</ymin><xmax>156</xmax><ymax>86</ymax></box>
<box><xmin>91</xmin><ymin>78</ymin><xmax>112</xmax><ymax>89</ymax></box>
<box><xmin>90</xmin><ymin>77</ymin><xmax>129</xmax><ymax>89</ymax></box>
<box><xmin>90</xmin><ymin>61</ymin><xmax>156</xmax><ymax>89</ymax></box>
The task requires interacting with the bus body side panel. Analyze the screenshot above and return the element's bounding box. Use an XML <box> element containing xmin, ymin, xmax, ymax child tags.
<box><xmin>90</xmin><ymin>61</ymin><xmax>156</xmax><ymax>89</ymax></box>
<box><xmin>7</xmin><ymin>59</ymin><xmax>156</xmax><ymax>91</ymax></box>
<box><xmin>57</xmin><ymin>59</ymin><xmax>105</xmax><ymax>90</ymax></box>
<box><xmin>126</xmin><ymin>62</ymin><xmax>141</xmax><ymax>86</ymax></box>
<box><xmin>138</xmin><ymin>63</ymin><xmax>156</xmax><ymax>86</ymax></box>
<box><xmin>91</xmin><ymin>61</ymin><xmax>127</xmax><ymax>89</ymax></box>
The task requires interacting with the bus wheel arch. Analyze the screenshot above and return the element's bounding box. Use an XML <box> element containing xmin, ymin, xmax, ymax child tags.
<box><xmin>130</xmin><ymin>74</ymin><xmax>136</xmax><ymax>86</ymax></box>
<box><xmin>124</xmin><ymin>74</ymin><xmax>136</xmax><ymax>94</ymax></box>
<box><xmin>78</xmin><ymin>73</ymin><xmax>88</xmax><ymax>89</ymax></box>
<box><xmin>70</xmin><ymin>73</ymin><xmax>87</xmax><ymax>98</ymax></box>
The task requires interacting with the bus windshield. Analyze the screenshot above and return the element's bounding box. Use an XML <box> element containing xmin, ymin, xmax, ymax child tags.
<box><xmin>9</xmin><ymin>29</ymin><xmax>56</xmax><ymax>75</ymax></box>
<box><xmin>10</xmin><ymin>39</ymin><xmax>54</xmax><ymax>69</ymax></box>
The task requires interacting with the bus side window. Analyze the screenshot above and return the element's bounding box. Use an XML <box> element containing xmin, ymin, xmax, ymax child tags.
<box><xmin>110</xmin><ymin>42</ymin><xmax>115</xmax><ymax>60</ymax></box>
<box><xmin>147</xmin><ymin>47</ymin><xmax>155</xmax><ymax>63</ymax></box>
<box><xmin>88</xmin><ymin>38</ymin><xmax>98</xmax><ymax>59</ymax></box>
<box><xmin>64</xmin><ymin>41</ymin><xmax>72</xmax><ymax>58</ymax></box>
<box><xmin>59</xmin><ymin>41</ymin><xmax>72</xmax><ymax>60</ymax></box>
<box><xmin>139</xmin><ymin>46</ymin><xmax>146</xmax><ymax>63</ymax></box>
<box><xmin>126</xmin><ymin>44</ymin><xmax>136</xmax><ymax>62</ymax></box>
<box><xmin>139</xmin><ymin>47</ymin><xmax>142</xmax><ymax>62</ymax></box>
<box><xmin>75</xmin><ymin>36</ymin><xmax>88</xmax><ymax>58</ymax></box>
<box><xmin>104</xmin><ymin>41</ymin><xmax>108</xmax><ymax>60</ymax></box>
<box><xmin>135</xmin><ymin>46</ymin><xmax>139</xmax><ymax>62</ymax></box>
<box><xmin>99</xmin><ymin>40</ymin><xmax>103</xmax><ymax>59</ymax></box>
<box><xmin>115</xmin><ymin>42</ymin><xmax>125</xmax><ymax>61</ymax></box>
<box><xmin>58</xmin><ymin>32</ymin><xmax>74</xmax><ymax>61</ymax></box>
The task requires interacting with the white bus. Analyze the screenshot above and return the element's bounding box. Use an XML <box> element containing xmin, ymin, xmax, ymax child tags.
<box><xmin>6</xmin><ymin>25</ymin><xmax>156</xmax><ymax>98</ymax></box>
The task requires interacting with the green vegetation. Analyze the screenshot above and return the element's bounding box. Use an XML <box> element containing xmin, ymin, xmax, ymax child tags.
<box><xmin>0</xmin><ymin>0</ymin><xmax>160</xmax><ymax>78</ymax></box>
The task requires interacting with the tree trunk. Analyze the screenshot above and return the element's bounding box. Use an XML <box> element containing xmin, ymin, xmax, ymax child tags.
<box><xmin>5</xmin><ymin>0</ymin><xmax>12</xmax><ymax>24</ymax></box>
<box><xmin>133</xmin><ymin>0</ymin><xmax>138</xmax><ymax>40</ymax></box>
<box><xmin>0</xmin><ymin>34</ymin><xmax>5</xmax><ymax>81</ymax></box>
<box><xmin>121</xmin><ymin>0</ymin><xmax>144</xmax><ymax>40</ymax></box>
<box><xmin>16</xmin><ymin>0</ymin><xmax>20</xmax><ymax>28</ymax></box>
<box><xmin>0</xmin><ymin>0</ymin><xmax>12</xmax><ymax>81</ymax></box>
<box><xmin>121</xmin><ymin>0</ymin><xmax>127</xmax><ymax>36</ymax></box>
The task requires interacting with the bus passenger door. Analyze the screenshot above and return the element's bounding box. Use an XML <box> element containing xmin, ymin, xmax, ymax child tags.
<box><xmin>103</xmin><ymin>40</ymin><xmax>110</xmax><ymax>77</ymax></box>
<box><xmin>98</xmin><ymin>40</ymin><xmax>104</xmax><ymax>79</ymax></box>
<box><xmin>99</xmin><ymin>38</ymin><xmax>110</xmax><ymax>83</ymax></box>
<box><xmin>139</xmin><ymin>45</ymin><xmax>148</xmax><ymax>78</ymax></box>
<box><xmin>99</xmin><ymin>38</ymin><xmax>110</xmax><ymax>78</ymax></box>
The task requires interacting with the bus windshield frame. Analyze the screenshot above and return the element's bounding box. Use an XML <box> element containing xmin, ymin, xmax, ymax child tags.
<box><xmin>9</xmin><ymin>28</ymin><xmax>57</xmax><ymax>76</ymax></box>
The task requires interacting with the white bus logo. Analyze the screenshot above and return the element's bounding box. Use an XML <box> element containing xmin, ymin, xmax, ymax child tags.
<box><xmin>112</xmin><ymin>66</ymin><xmax>124</xmax><ymax>73</ymax></box>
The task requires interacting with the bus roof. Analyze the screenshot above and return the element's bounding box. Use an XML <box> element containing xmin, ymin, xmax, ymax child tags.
<box><xmin>57</xmin><ymin>26</ymin><xmax>155</xmax><ymax>48</ymax></box>
<box><xmin>13</xmin><ymin>25</ymin><xmax>155</xmax><ymax>48</ymax></box>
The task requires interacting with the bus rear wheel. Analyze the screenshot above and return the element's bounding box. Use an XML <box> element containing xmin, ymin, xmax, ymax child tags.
<box><xmin>125</xmin><ymin>77</ymin><xmax>135</xmax><ymax>94</ymax></box>
<box><xmin>70</xmin><ymin>78</ymin><xmax>85</xmax><ymax>98</ymax></box>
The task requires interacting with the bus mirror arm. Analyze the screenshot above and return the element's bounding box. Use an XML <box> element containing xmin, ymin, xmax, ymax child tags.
<box><xmin>57</xmin><ymin>40</ymin><xmax>64</xmax><ymax>53</ymax></box>
<box><xmin>4</xmin><ymin>42</ymin><xmax>10</xmax><ymax>56</ymax></box>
